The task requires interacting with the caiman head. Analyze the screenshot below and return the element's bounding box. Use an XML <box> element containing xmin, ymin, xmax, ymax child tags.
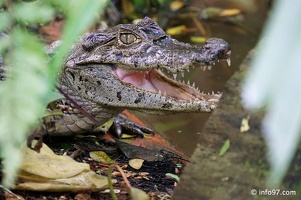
<box><xmin>63</xmin><ymin>17</ymin><xmax>231</xmax><ymax>114</ymax></box>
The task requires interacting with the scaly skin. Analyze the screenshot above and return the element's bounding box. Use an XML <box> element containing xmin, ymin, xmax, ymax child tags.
<box><xmin>40</xmin><ymin>17</ymin><xmax>230</xmax><ymax>136</ymax></box>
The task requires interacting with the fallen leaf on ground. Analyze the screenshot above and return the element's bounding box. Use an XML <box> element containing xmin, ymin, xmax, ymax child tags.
<box><xmin>240</xmin><ymin>115</ymin><xmax>251</xmax><ymax>133</ymax></box>
<box><xmin>165</xmin><ymin>173</ymin><xmax>180</xmax><ymax>182</ymax></box>
<box><xmin>129</xmin><ymin>159</ymin><xmax>144</xmax><ymax>170</ymax></box>
<box><xmin>12</xmin><ymin>142</ymin><xmax>113</xmax><ymax>192</ymax></box>
<box><xmin>90</xmin><ymin>151</ymin><xmax>114</xmax><ymax>164</ymax></box>
<box><xmin>219</xmin><ymin>139</ymin><xmax>230</xmax><ymax>157</ymax></box>
<box><xmin>128</xmin><ymin>186</ymin><xmax>149</xmax><ymax>200</ymax></box>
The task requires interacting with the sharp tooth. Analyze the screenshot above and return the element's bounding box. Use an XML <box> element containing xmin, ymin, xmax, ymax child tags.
<box><xmin>187</xmin><ymin>80</ymin><xmax>190</xmax><ymax>85</ymax></box>
<box><xmin>163</xmin><ymin>91</ymin><xmax>167</xmax><ymax>96</ymax></box>
<box><xmin>203</xmin><ymin>66</ymin><xmax>206</xmax><ymax>71</ymax></box>
<box><xmin>187</xmin><ymin>68</ymin><xmax>190</xmax><ymax>73</ymax></box>
<box><xmin>226</xmin><ymin>58</ymin><xmax>231</xmax><ymax>66</ymax></box>
<box><xmin>208</xmin><ymin>66</ymin><xmax>212</xmax><ymax>70</ymax></box>
<box><xmin>173</xmin><ymin>73</ymin><xmax>177</xmax><ymax>79</ymax></box>
<box><xmin>192</xmin><ymin>82</ymin><xmax>195</xmax><ymax>87</ymax></box>
<box><xmin>217</xmin><ymin>59</ymin><xmax>220</xmax><ymax>62</ymax></box>
<box><xmin>158</xmin><ymin>90</ymin><xmax>162</xmax><ymax>95</ymax></box>
<box><xmin>181</xmin><ymin>71</ymin><xmax>185</xmax><ymax>77</ymax></box>
<box><xmin>213</xmin><ymin>62</ymin><xmax>215</xmax><ymax>65</ymax></box>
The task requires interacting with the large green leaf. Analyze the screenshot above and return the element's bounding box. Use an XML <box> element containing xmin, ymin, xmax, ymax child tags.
<box><xmin>0</xmin><ymin>0</ymin><xmax>108</xmax><ymax>187</ymax></box>
<box><xmin>242</xmin><ymin>0</ymin><xmax>301</xmax><ymax>186</ymax></box>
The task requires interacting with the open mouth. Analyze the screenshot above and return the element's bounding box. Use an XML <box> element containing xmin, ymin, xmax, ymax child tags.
<box><xmin>113</xmin><ymin>58</ymin><xmax>230</xmax><ymax>102</ymax></box>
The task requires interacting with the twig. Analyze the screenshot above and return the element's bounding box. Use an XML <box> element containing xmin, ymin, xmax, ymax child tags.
<box><xmin>107</xmin><ymin>163</ymin><xmax>132</xmax><ymax>200</ymax></box>
<box><xmin>0</xmin><ymin>185</ymin><xmax>23</xmax><ymax>200</ymax></box>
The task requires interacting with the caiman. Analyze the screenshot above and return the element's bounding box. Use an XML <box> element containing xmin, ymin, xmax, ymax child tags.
<box><xmin>1</xmin><ymin>17</ymin><xmax>231</xmax><ymax>141</ymax></box>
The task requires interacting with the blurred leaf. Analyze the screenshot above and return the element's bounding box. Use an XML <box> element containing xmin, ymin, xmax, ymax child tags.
<box><xmin>0</xmin><ymin>36</ymin><xmax>11</xmax><ymax>54</ymax></box>
<box><xmin>43</xmin><ymin>90</ymin><xmax>64</xmax><ymax>104</ymax></box>
<box><xmin>166</xmin><ymin>25</ymin><xmax>186</xmax><ymax>35</ymax></box>
<box><xmin>90</xmin><ymin>151</ymin><xmax>114</xmax><ymax>164</ymax></box>
<box><xmin>242</xmin><ymin>0</ymin><xmax>301</xmax><ymax>186</ymax></box>
<box><xmin>128</xmin><ymin>187</ymin><xmax>149</xmax><ymax>200</ymax></box>
<box><xmin>49</xmin><ymin>0</ymin><xmax>109</xmax><ymax>82</ymax></box>
<box><xmin>190</xmin><ymin>36</ymin><xmax>206</xmax><ymax>43</ymax></box>
<box><xmin>13</xmin><ymin>1</ymin><xmax>55</xmax><ymax>24</ymax></box>
<box><xmin>0</xmin><ymin>0</ymin><xmax>108</xmax><ymax>187</ymax></box>
<box><xmin>200</xmin><ymin>7</ymin><xmax>241</xmax><ymax>19</ymax></box>
<box><xmin>133</xmin><ymin>0</ymin><xmax>144</xmax><ymax>6</ymax></box>
<box><xmin>165</xmin><ymin>173</ymin><xmax>180</xmax><ymax>182</ymax></box>
<box><xmin>240</xmin><ymin>115</ymin><xmax>250</xmax><ymax>133</ymax></box>
<box><xmin>0</xmin><ymin>12</ymin><xmax>10</xmax><ymax>31</ymax></box>
<box><xmin>219</xmin><ymin>9</ymin><xmax>241</xmax><ymax>17</ymax></box>
<box><xmin>0</xmin><ymin>28</ymin><xmax>48</xmax><ymax>186</ymax></box>
<box><xmin>170</xmin><ymin>1</ymin><xmax>184</xmax><ymax>11</ymax></box>
<box><xmin>219</xmin><ymin>139</ymin><xmax>230</xmax><ymax>157</ymax></box>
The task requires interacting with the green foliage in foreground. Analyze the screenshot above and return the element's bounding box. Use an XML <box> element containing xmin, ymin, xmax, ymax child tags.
<box><xmin>242</xmin><ymin>0</ymin><xmax>301</xmax><ymax>186</ymax></box>
<box><xmin>0</xmin><ymin>0</ymin><xmax>108</xmax><ymax>187</ymax></box>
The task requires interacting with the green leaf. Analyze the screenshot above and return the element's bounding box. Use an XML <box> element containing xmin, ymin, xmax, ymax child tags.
<box><xmin>0</xmin><ymin>28</ymin><xmax>47</xmax><ymax>186</ymax></box>
<box><xmin>0</xmin><ymin>12</ymin><xmax>11</xmax><ymax>31</ymax></box>
<box><xmin>165</xmin><ymin>173</ymin><xmax>180</xmax><ymax>182</ymax></box>
<box><xmin>242</xmin><ymin>0</ymin><xmax>301</xmax><ymax>186</ymax></box>
<box><xmin>0</xmin><ymin>36</ymin><xmax>11</xmax><ymax>55</ymax></box>
<box><xmin>13</xmin><ymin>1</ymin><xmax>54</xmax><ymax>24</ymax></box>
<box><xmin>0</xmin><ymin>0</ymin><xmax>108</xmax><ymax>187</ymax></box>
<box><xmin>219</xmin><ymin>139</ymin><xmax>230</xmax><ymax>157</ymax></box>
<box><xmin>128</xmin><ymin>187</ymin><xmax>150</xmax><ymax>200</ymax></box>
<box><xmin>44</xmin><ymin>90</ymin><xmax>64</xmax><ymax>104</ymax></box>
<box><xmin>49</xmin><ymin>0</ymin><xmax>109</xmax><ymax>84</ymax></box>
<box><xmin>190</xmin><ymin>36</ymin><xmax>207</xmax><ymax>43</ymax></box>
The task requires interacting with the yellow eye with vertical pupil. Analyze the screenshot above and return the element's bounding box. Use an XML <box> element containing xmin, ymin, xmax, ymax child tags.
<box><xmin>119</xmin><ymin>33</ymin><xmax>140</xmax><ymax>45</ymax></box>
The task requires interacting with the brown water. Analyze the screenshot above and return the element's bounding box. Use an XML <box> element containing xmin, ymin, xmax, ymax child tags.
<box><xmin>135</xmin><ymin>1</ymin><xmax>269</xmax><ymax>155</ymax></box>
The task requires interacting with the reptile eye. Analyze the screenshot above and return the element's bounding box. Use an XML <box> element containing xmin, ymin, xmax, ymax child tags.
<box><xmin>119</xmin><ymin>33</ymin><xmax>140</xmax><ymax>45</ymax></box>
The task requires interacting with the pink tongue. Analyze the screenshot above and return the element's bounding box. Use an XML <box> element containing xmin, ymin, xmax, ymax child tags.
<box><xmin>115</xmin><ymin>68</ymin><xmax>158</xmax><ymax>92</ymax></box>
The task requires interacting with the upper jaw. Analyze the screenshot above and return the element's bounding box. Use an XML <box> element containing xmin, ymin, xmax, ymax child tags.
<box><xmin>156</xmin><ymin>37</ymin><xmax>231</xmax><ymax>73</ymax></box>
